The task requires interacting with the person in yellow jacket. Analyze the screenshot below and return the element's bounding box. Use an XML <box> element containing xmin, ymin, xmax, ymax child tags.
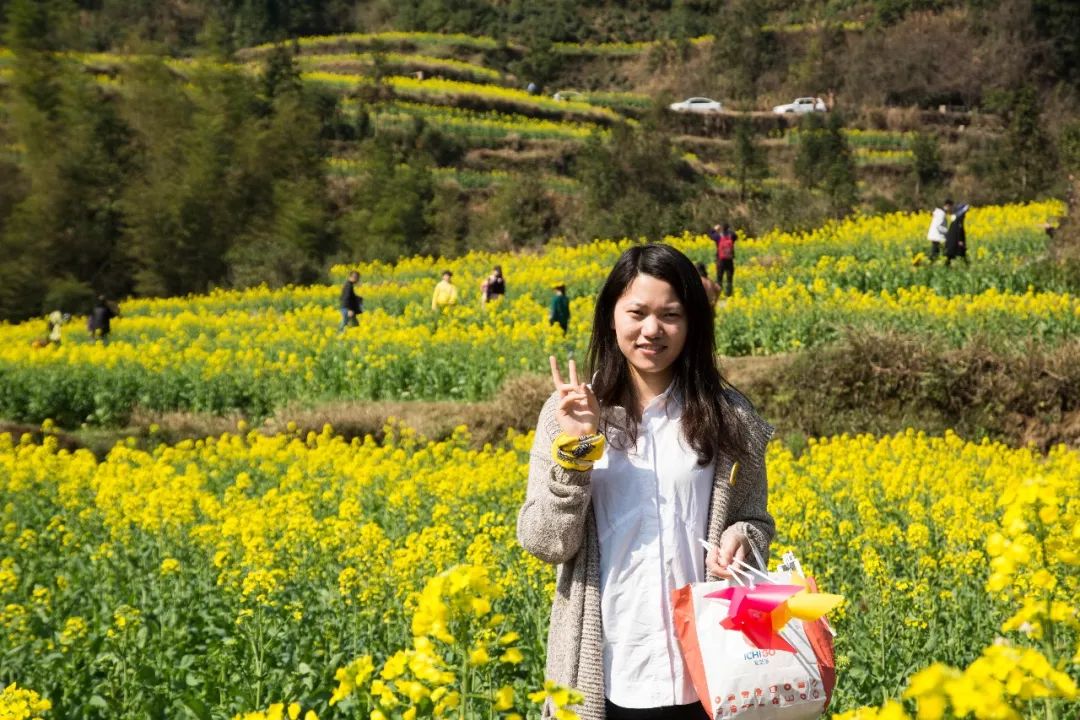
<box><xmin>432</xmin><ymin>270</ymin><xmax>459</xmax><ymax>311</ymax></box>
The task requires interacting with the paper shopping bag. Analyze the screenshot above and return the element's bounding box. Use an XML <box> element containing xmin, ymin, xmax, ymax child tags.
<box><xmin>672</xmin><ymin>576</ymin><xmax>835</xmax><ymax>720</ymax></box>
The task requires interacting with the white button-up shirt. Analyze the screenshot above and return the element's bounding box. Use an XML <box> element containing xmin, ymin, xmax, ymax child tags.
<box><xmin>591</xmin><ymin>386</ymin><xmax>715</xmax><ymax>708</ymax></box>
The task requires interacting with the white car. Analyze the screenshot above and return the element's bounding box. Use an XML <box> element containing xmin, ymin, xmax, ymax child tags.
<box><xmin>772</xmin><ymin>97</ymin><xmax>827</xmax><ymax>114</ymax></box>
<box><xmin>552</xmin><ymin>90</ymin><xmax>586</xmax><ymax>102</ymax></box>
<box><xmin>669</xmin><ymin>97</ymin><xmax>724</xmax><ymax>114</ymax></box>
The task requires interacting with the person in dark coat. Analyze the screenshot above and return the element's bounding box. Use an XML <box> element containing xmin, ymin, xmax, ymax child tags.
<box><xmin>88</xmin><ymin>295</ymin><xmax>118</xmax><ymax>345</ymax></box>
<box><xmin>945</xmin><ymin>204</ymin><xmax>970</xmax><ymax>266</ymax></box>
<box><xmin>549</xmin><ymin>283</ymin><xmax>570</xmax><ymax>333</ymax></box>
<box><xmin>482</xmin><ymin>265</ymin><xmax>506</xmax><ymax>306</ymax></box>
<box><xmin>339</xmin><ymin>270</ymin><xmax>363</xmax><ymax>332</ymax></box>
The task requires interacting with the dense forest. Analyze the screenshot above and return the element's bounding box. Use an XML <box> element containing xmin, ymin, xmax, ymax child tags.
<box><xmin>0</xmin><ymin>0</ymin><xmax>1079</xmax><ymax>320</ymax></box>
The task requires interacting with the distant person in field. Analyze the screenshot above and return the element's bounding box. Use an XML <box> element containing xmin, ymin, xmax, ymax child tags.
<box><xmin>945</xmin><ymin>203</ymin><xmax>970</xmax><ymax>266</ymax></box>
<box><xmin>47</xmin><ymin>310</ymin><xmax>65</xmax><ymax>346</ymax></box>
<box><xmin>33</xmin><ymin>310</ymin><xmax>66</xmax><ymax>348</ymax></box>
<box><xmin>339</xmin><ymin>270</ymin><xmax>363</xmax><ymax>332</ymax></box>
<box><xmin>696</xmin><ymin>262</ymin><xmax>721</xmax><ymax>306</ymax></box>
<box><xmin>927</xmin><ymin>198</ymin><xmax>953</xmax><ymax>262</ymax></box>
<box><xmin>88</xmin><ymin>295</ymin><xmax>118</xmax><ymax>345</ymax></box>
<box><xmin>712</xmin><ymin>223</ymin><xmax>737</xmax><ymax>297</ymax></box>
<box><xmin>549</xmin><ymin>283</ymin><xmax>570</xmax><ymax>333</ymax></box>
<box><xmin>432</xmin><ymin>270</ymin><xmax>459</xmax><ymax>311</ymax></box>
<box><xmin>482</xmin><ymin>265</ymin><xmax>506</xmax><ymax>306</ymax></box>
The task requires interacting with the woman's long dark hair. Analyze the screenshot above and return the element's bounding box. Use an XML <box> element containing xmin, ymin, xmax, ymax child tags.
<box><xmin>587</xmin><ymin>243</ymin><xmax>746</xmax><ymax>465</ymax></box>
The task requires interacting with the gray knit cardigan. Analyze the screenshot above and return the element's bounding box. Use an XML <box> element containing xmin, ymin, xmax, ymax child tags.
<box><xmin>517</xmin><ymin>389</ymin><xmax>776</xmax><ymax>720</ymax></box>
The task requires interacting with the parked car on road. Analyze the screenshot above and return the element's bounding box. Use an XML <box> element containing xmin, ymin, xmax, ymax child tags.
<box><xmin>669</xmin><ymin>97</ymin><xmax>724</xmax><ymax>114</ymax></box>
<box><xmin>772</xmin><ymin>97</ymin><xmax>827</xmax><ymax>114</ymax></box>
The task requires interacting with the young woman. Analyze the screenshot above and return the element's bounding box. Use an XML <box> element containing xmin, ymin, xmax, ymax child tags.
<box><xmin>517</xmin><ymin>244</ymin><xmax>774</xmax><ymax>720</ymax></box>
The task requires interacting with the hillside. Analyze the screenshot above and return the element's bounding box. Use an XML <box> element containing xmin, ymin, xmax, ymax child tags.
<box><xmin>0</xmin><ymin>0</ymin><xmax>1078</xmax><ymax>320</ymax></box>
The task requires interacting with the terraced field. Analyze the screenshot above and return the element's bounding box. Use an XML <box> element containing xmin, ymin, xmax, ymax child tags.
<box><xmin>0</xmin><ymin>201</ymin><xmax>1065</xmax><ymax>425</ymax></box>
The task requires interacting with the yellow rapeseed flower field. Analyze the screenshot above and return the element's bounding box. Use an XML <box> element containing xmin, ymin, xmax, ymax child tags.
<box><xmin>0</xmin><ymin>425</ymin><xmax>1075</xmax><ymax>718</ymax></box>
<box><xmin>0</xmin><ymin>201</ymin><xmax>1075</xmax><ymax>718</ymax></box>
<box><xmin>0</xmin><ymin>201</ymin><xmax>1067</xmax><ymax>425</ymax></box>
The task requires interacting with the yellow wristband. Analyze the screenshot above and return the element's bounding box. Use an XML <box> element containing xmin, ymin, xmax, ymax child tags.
<box><xmin>551</xmin><ymin>432</ymin><xmax>606</xmax><ymax>471</ymax></box>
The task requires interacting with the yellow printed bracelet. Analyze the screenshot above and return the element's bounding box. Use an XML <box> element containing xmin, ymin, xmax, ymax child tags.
<box><xmin>551</xmin><ymin>432</ymin><xmax>606</xmax><ymax>472</ymax></box>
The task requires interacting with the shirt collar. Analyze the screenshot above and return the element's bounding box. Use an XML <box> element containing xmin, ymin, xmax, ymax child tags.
<box><xmin>642</xmin><ymin>380</ymin><xmax>680</xmax><ymax>419</ymax></box>
<box><xmin>596</xmin><ymin>376</ymin><xmax>682</xmax><ymax>421</ymax></box>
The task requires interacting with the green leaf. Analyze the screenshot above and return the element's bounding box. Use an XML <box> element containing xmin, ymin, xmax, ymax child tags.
<box><xmin>180</xmin><ymin>693</ymin><xmax>213</xmax><ymax>720</ymax></box>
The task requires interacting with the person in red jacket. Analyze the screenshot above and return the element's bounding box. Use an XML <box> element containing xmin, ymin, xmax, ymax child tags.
<box><xmin>712</xmin><ymin>224</ymin><xmax>737</xmax><ymax>297</ymax></box>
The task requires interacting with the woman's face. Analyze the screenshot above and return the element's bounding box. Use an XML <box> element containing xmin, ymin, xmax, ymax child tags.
<box><xmin>613</xmin><ymin>273</ymin><xmax>688</xmax><ymax>380</ymax></box>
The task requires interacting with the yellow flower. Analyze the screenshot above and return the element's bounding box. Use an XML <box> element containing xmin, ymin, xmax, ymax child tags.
<box><xmin>471</xmin><ymin>596</ymin><xmax>491</xmax><ymax>616</ymax></box>
<box><xmin>0</xmin><ymin>683</ymin><xmax>52</xmax><ymax>719</ymax></box>
<box><xmin>381</xmin><ymin>652</ymin><xmax>409</xmax><ymax>680</ymax></box>
<box><xmin>326</xmin><ymin>651</ymin><xmax>373</xmax><ymax>703</ymax></box>
<box><xmin>58</xmin><ymin>616</ymin><xmax>88</xmax><ymax>647</ymax></box>
<box><xmin>499</xmin><ymin>647</ymin><xmax>524</xmax><ymax>664</ymax></box>
<box><xmin>913</xmin><ymin>693</ymin><xmax>945</xmax><ymax>720</ymax></box>
<box><xmin>879</xmin><ymin>701</ymin><xmax>912</xmax><ymax>720</ymax></box>
<box><xmin>494</xmin><ymin>685</ymin><xmax>514</xmax><ymax>711</ymax></box>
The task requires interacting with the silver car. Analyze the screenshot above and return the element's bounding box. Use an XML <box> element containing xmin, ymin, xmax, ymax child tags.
<box><xmin>772</xmin><ymin>97</ymin><xmax>827</xmax><ymax>114</ymax></box>
<box><xmin>669</xmin><ymin>97</ymin><xmax>724</xmax><ymax>114</ymax></box>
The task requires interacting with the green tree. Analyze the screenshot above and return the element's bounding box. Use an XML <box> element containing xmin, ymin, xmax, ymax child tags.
<box><xmin>1032</xmin><ymin>0</ymin><xmax>1080</xmax><ymax>86</ymax></box>
<box><xmin>118</xmin><ymin>56</ymin><xmax>330</xmax><ymax>296</ymax></box>
<box><xmin>1060</xmin><ymin>121</ymin><xmax>1080</xmax><ymax>175</ymax></box>
<box><xmin>821</xmin><ymin>111</ymin><xmax>858</xmax><ymax>215</ymax></box>
<box><xmin>4</xmin><ymin>0</ymin><xmax>73</xmax><ymax>120</ymax></box>
<box><xmin>911</xmin><ymin>132</ymin><xmax>944</xmax><ymax>202</ymax></box>
<box><xmin>794</xmin><ymin>113</ymin><xmax>828</xmax><ymax>189</ymax></box>
<box><xmin>978</xmin><ymin>86</ymin><xmax>1056</xmax><ymax>200</ymax></box>
<box><xmin>226</xmin><ymin>86</ymin><xmax>332</xmax><ymax>287</ymax></box>
<box><xmin>396</xmin><ymin>0</ymin><xmax>497</xmax><ymax>34</ymax></box>
<box><xmin>873</xmin><ymin>0</ymin><xmax>943</xmax><ymax>27</ymax></box>
<box><xmin>710</xmin><ymin>0</ymin><xmax>774</xmax><ymax>101</ymax></box>
<box><xmin>478</xmin><ymin>174</ymin><xmax>559</xmax><ymax>249</ymax></box>
<box><xmin>261</xmin><ymin>43</ymin><xmax>302</xmax><ymax>101</ymax></box>
<box><xmin>425</xmin><ymin>184</ymin><xmax>471</xmax><ymax>258</ymax></box>
<box><xmin>338</xmin><ymin>138</ymin><xmax>435</xmax><ymax>262</ymax></box>
<box><xmin>0</xmin><ymin>0</ymin><xmax>131</xmax><ymax>319</ymax></box>
<box><xmin>732</xmin><ymin>118</ymin><xmax>768</xmax><ymax>201</ymax></box>
<box><xmin>119</xmin><ymin>59</ymin><xmax>241</xmax><ymax>296</ymax></box>
<box><xmin>1002</xmin><ymin>86</ymin><xmax>1056</xmax><ymax>197</ymax></box>
<box><xmin>790</xmin><ymin>24</ymin><xmax>844</xmax><ymax>95</ymax></box>
<box><xmin>574</xmin><ymin>124</ymin><xmax>697</xmax><ymax>242</ymax></box>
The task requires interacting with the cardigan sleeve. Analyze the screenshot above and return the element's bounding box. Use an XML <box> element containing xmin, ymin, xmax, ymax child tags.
<box><xmin>720</xmin><ymin>393</ymin><xmax>776</xmax><ymax>570</ymax></box>
<box><xmin>517</xmin><ymin>391</ymin><xmax>593</xmax><ymax>565</ymax></box>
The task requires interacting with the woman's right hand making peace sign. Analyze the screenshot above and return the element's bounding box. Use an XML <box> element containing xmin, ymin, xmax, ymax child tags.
<box><xmin>549</xmin><ymin>355</ymin><xmax>600</xmax><ymax>437</ymax></box>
